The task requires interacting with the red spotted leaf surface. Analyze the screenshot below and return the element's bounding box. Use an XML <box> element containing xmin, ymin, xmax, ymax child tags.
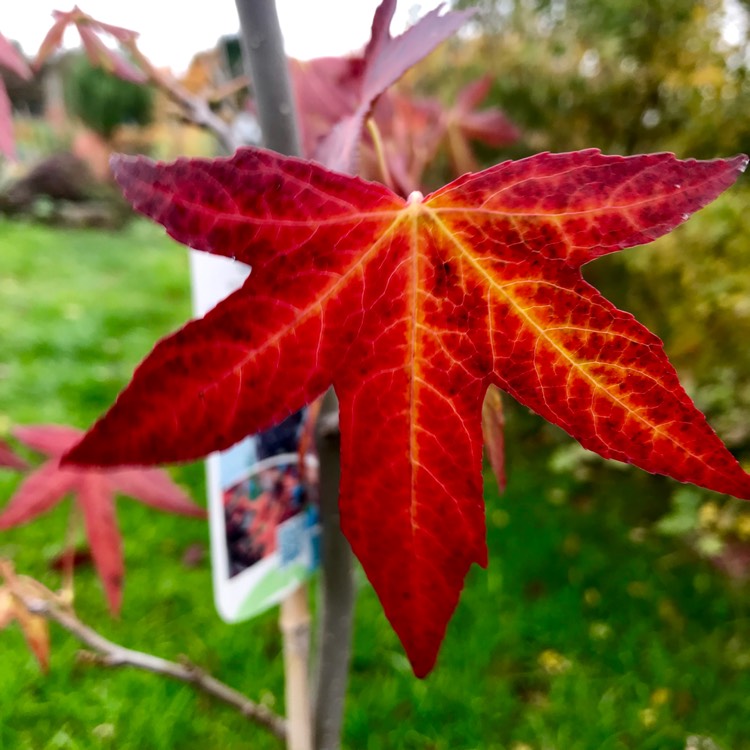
<box><xmin>1</xmin><ymin>425</ymin><xmax>204</xmax><ymax>613</ymax></box>
<box><xmin>65</xmin><ymin>147</ymin><xmax>750</xmax><ymax>676</ymax></box>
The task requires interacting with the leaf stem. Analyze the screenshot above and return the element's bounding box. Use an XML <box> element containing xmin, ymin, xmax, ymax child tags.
<box><xmin>366</xmin><ymin>117</ymin><xmax>395</xmax><ymax>192</ymax></box>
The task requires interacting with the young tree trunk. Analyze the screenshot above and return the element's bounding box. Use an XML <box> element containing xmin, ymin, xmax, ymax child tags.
<box><xmin>232</xmin><ymin>3</ymin><xmax>354</xmax><ymax>749</ymax></box>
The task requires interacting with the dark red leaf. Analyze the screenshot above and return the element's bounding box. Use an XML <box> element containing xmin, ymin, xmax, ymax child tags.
<box><xmin>66</xmin><ymin>148</ymin><xmax>749</xmax><ymax>675</ymax></box>
<box><xmin>1</xmin><ymin>425</ymin><xmax>204</xmax><ymax>613</ymax></box>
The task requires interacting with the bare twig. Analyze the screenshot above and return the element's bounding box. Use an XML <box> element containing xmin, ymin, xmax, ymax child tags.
<box><xmin>126</xmin><ymin>45</ymin><xmax>241</xmax><ymax>154</ymax></box>
<box><xmin>2</xmin><ymin>565</ymin><xmax>287</xmax><ymax>741</ymax></box>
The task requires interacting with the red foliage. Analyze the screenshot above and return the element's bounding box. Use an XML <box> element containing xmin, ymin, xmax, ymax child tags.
<box><xmin>0</xmin><ymin>31</ymin><xmax>31</xmax><ymax>159</ymax></box>
<box><xmin>65</xmin><ymin>146</ymin><xmax>749</xmax><ymax>675</ymax></box>
<box><xmin>0</xmin><ymin>425</ymin><xmax>204</xmax><ymax>613</ymax></box>
<box><xmin>0</xmin><ymin>438</ymin><xmax>27</xmax><ymax>471</ymax></box>
<box><xmin>34</xmin><ymin>7</ymin><xmax>145</xmax><ymax>83</ymax></box>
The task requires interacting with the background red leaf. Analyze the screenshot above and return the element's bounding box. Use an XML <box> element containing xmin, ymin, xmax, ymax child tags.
<box><xmin>315</xmin><ymin>0</ymin><xmax>474</xmax><ymax>172</ymax></box>
<box><xmin>1</xmin><ymin>426</ymin><xmax>204</xmax><ymax>613</ymax></box>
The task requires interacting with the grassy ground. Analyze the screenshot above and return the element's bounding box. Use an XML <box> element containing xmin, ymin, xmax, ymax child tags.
<box><xmin>1</xmin><ymin>218</ymin><xmax>749</xmax><ymax>749</ymax></box>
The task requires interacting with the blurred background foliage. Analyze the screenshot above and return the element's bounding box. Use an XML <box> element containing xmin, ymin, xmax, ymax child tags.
<box><xmin>62</xmin><ymin>53</ymin><xmax>154</xmax><ymax>141</ymax></box>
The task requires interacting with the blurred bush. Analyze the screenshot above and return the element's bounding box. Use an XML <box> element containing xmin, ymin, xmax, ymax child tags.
<box><xmin>63</xmin><ymin>53</ymin><xmax>153</xmax><ymax>141</ymax></box>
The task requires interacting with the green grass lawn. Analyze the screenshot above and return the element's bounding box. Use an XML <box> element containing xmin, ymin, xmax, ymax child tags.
<box><xmin>1</xmin><ymin>218</ymin><xmax>749</xmax><ymax>749</ymax></box>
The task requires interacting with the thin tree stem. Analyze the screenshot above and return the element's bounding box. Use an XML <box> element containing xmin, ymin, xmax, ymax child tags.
<box><xmin>234</xmin><ymin>0</ymin><xmax>301</xmax><ymax>156</ymax></box>
<box><xmin>312</xmin><ymin>389</ymin><xmax>353</xmax><ymax>750</ymax></box>
<box><xmin>5</xmin><ymin>572</ymin><xmax>287</xmax><ymax>740</ymax></box>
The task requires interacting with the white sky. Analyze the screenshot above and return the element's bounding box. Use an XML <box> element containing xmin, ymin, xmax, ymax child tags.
<box><xmin>0</xmin><ymin>1</ymin><xmax>445</xmax><ymax>73</ymax></box>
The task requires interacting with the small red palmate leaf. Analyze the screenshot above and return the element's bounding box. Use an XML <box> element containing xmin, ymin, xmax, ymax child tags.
<box><xmin>315</xmin><ymin>0</ymin><xmax>474</xmax><ymax>172</ymax></box>
<box><xmin>110</xmin><ymin>467</ymin><xmax>205</xmax><ymax>517</ymax></box>
<box><xmin>451</xmin><ymin>76</ymin><xmax>519</xmax><ymax>147</ymax></box>
<box><xmin>445</xmin><ymin>76</ymin><xmax>520</xmax><ymax>174</ymax></box>
<box><xmin>67</xmin><ymin>148</ymin><xmax>749</xmax><ymax>675</ymax></box>
<box><xmin>0</xmin><ymin>439</ymin><xmax>27</xmax><ymax>471</ymax></box>
<box><xmin>77</xmin><ymin>25</ymin><xmax>146</xmax><ymax>84</ymax></box>
<box><xmin>33</xmin><ymin>12</ymin><xmax>72</xmax><ymax>69</ymax></box>
<box><xmin>35</xmin><ymin>7</ymin><xmax>143</xmax><ymax>82</ymax></box>
<box><xmin>2</xmin><ymin>425</ymin><xmax>204</xmax><ymax>613</ymax></box>
<box><xmin>78</xmin><ymin>472</ymin><xmax>123</xmax><ymax>614</ymax></box>
<box><xmin>0</xmin><ymin>462</ymin><xmax>77</xmax><ymax>529</ymax></box>
<box><xmin>0</xmin><ymin>33</ymin><xmax>31</xmax><ymax>80</ymax></box>
<box><xmin>14</xmin><ymin>424</ymin><xmax>82</xmax><ymax>457</ymax></box>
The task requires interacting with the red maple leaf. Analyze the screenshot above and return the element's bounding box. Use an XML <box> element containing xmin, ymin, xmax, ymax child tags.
<box><xmin>34</xmin><ymin>7</ymin><xmax>145</xmax><ymax>83</ymax></box>
<box><xmin>443</xmin><ymin>75</ymin><xmax>521</xmax><ymax>174</ymax></box>
<box><xmin>65</xmin><ymin>147</ymin><xmax>749</xmax><ymax>676</ymax></box>
<box><xmin>1</xmin><ymin>425</ymin><xmax>205</xmax><ymax>613</ymax></box>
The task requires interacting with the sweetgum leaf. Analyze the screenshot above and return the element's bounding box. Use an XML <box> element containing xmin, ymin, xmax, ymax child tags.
<box><xmin>1</xmin><ymin>425</ymin><xmax>204</xmax><ymax>613</ymax></box>
<box><xmin>66</xmin><ymin>147</ymin><xmax>749</xmax><ymax>676</ymax></box>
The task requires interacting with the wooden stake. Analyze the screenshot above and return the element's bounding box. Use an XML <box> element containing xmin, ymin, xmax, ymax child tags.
<box><xmin>280</xmin><ymin>584</ymin><xmax>312</xmax><ymax>750</ymax></box>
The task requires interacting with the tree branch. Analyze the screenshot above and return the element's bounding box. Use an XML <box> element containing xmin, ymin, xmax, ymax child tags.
<box><xmin>126</xmin><ymin>45</ymin><xmax>241</xmax><ymax>154</ymax></box>
<box><xmin>11</xmin><ymin>578</ymin><xmax>287</xmax><ymax>741</ymax></box>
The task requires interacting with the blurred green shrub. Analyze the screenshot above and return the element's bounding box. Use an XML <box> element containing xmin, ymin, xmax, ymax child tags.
<box><xmin>64</xmin><ymin>53</ymin><xmax>153</xmax><ymax>140</ymax></box>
